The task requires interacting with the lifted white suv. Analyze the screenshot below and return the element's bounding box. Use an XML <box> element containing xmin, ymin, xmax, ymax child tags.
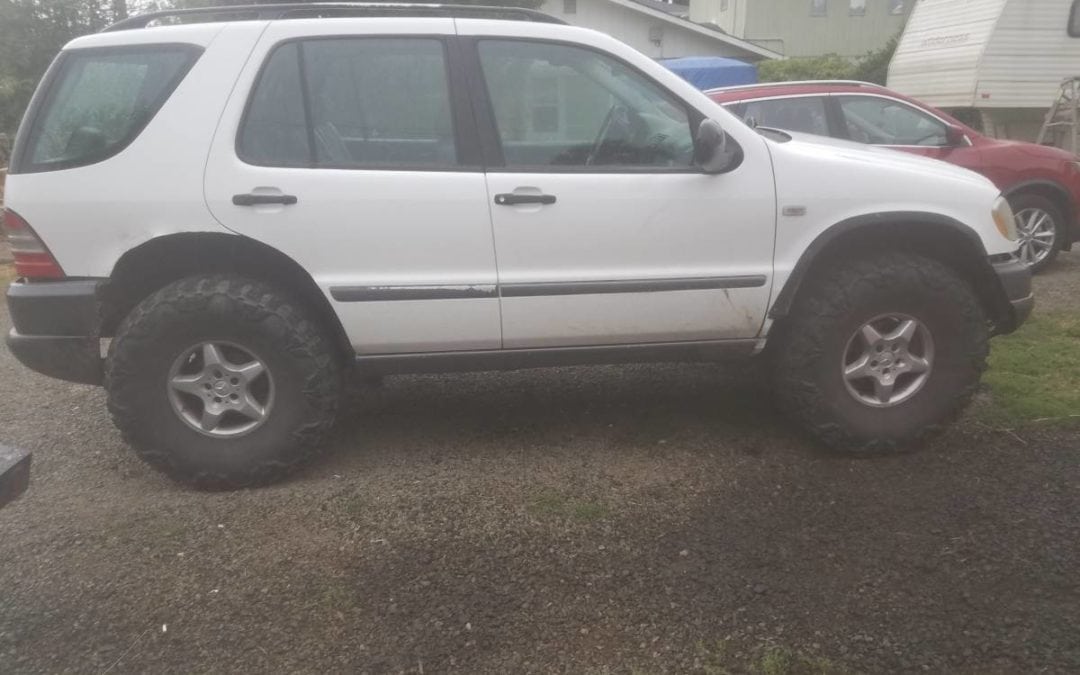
<box><xmin>3</xmin><ymin>3</ymin><xmax>1032</xmax><ymax>488</ymax></box>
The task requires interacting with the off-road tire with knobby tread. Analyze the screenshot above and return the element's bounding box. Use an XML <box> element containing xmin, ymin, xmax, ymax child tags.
<box><xmin>105</xmin><ymin>275</ymin><xmax>341</xmax><ymax>489</ymax></box>
<box><xmin>772</xmin><ymin>251</ymin><xmax>989</xmax><ymax>454</ymax></box>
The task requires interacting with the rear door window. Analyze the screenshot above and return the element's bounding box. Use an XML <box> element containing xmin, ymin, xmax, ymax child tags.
<box><xmin>21</xmin><ymin>45</ymin><xmax>199</xmax><ymax>172</ymax></box>
<box><xmin>728</xmin><ymin>97</ymin><xmax>829</xmax><ymax>136</ymax></box>
<box><xmin>238</xmin><ymin>38</ymin><xmax>457</xmax><ymax>168</ymax></box>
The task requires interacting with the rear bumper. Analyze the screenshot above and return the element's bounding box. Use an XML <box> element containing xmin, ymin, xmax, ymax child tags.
<box><xmin>4</xmin><ymin>279</ymin><xmax>104</xmax><ymax>385</ymax></box>
<box><xmin>991</xmin><ymin>255</ymin><xmax>1033</xmax><ymax>332</ymax></box>
<box><xmin>6</xmin><ymin>331</ymin><xmax>103</xmax><ymax>385</ymax></box>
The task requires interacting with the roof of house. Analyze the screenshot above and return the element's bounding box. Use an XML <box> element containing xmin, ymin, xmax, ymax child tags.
<box><xmin>616</xmin><ymin>0</ymin><xmax>782</xmax><ymax>60</ymax></box>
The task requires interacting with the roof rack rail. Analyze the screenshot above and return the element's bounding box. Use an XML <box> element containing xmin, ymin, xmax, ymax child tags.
<box><xmin>704</xmin><ymin>79</ymin><xmax>885</xmax><ymax>94</ymax></box>
<box><xmin>103</xmin><ymin>2</ymin><xmax>566</xmax><ymax>32</ymax></box>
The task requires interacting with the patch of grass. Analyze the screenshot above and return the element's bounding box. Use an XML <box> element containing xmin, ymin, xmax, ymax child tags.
<box><xmin>751</xmin><ymin>646</ymin><xmax>838</xmax><ymax>675</ymax></box>
<box><xmin>984</xmin><ymin>313</ymin><xmax>1080</xmax><ymax>424</ymax></box>
<box><xmin>694</xmin><ymin>641</ymin><xmax>838</xmax><ymax>675</ymax></box>
<box><xmin>527</xmin><ymin>488</ymin><xmax>610</xmax><ymax>523</ymax></box>
<box><xmin>696</xmin><ymin>638</ymin><xmax>733</xmax><ymax>675</ymax></box>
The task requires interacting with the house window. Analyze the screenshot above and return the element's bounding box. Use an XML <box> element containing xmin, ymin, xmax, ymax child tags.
<box><xmin>1070</xmin><ymin>0</ymin><xmax>1080</xmax><ymax>36</ymax></box>
<box><xmin>810</xmin><ymin>0</ymin><xmax>827</xmax><ymax>17</ymax></box>
<box><xmin>849</xmin><ymin>0</ymin><xmax>866</xmax><ymax>16</ymax></box>
<box><xmin>720</xmin><ymin>0</ymin><xmax>729</xmax><ymax>10</ymax></box>
<box><xmin>889</xmin><ymin>0</ymin><xmax>905</xmax><ymax>15</ymax></box>
<box><xmin>564</xmin><ymin>0</ymin><xmax>577</xmax><ymax>14</ymax></box>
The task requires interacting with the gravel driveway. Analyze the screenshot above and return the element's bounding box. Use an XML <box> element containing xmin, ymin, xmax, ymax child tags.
<box><xmin>0</xmin><ymin>255</ymin><xmax>1078</xmax><ymax>674</ymax></box>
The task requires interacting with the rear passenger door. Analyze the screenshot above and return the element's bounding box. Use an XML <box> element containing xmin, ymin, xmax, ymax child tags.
<box><xmin>727</xmin><ymin>96</ymin><xmax>833</xmax><ymax>138</ymax></box>
<box><xmin>205</xmin><ymin>20</ymin><xmax>500</xmax><ymax>354</ymax></box>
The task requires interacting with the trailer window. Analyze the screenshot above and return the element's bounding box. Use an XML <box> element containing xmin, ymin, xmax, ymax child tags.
<box><xmin>1070</xmin><ymin>0</ymin><xmax>1080</xmax><ymax>37</ymax></box>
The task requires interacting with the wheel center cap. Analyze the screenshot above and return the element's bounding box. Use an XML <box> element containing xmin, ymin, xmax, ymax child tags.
<box><xmin>213</xmin><ymin>380</ymin><xmax>230</xmax><ymax>395</ymax></box>
<box><xmin>879</xmin><ymin>352</ymin><xmax>894</xmax><ymax>366</ymax></box>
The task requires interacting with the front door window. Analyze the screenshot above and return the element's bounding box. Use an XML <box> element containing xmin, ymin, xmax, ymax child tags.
<box><xmin>477</xmin><ymin>40</ymin><xmax>695</xmax><ymax>169</ymax></box>
<box><xmin>837</xmin><ymin>95</ymin><xmax>948</xmax><ymax>146</ymax></box>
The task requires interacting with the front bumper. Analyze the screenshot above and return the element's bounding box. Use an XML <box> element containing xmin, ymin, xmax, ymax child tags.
<box><xmin>5</xmin><ymin>279</ymin><xmax>104</xmax><ymax>385</ymax></box>
<box><xmin>991</xmin><ymin>255</ymin><xmax>1034</xmax><ymax>331</ymax></box>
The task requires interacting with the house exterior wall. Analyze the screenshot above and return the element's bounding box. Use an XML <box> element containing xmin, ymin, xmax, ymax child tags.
<box><xmin>546</xmin><ymin>0</ymin><xmax>768</xmax><ymax>60</ymax></box>
<box><xmin>691</xmin><ymin>0</ymin><xmax>911</xmax><ymax>57</ymax></box>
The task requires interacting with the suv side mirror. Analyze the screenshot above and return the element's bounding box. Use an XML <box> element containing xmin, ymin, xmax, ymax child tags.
<box><xmin>945</xmin><ymin>124</ymin><xmax>968</xmax><ymax>147</ymax></box>
<box><xmin>694</xmin><ymin>119</ymin><xmax>741</xmax><ymax>174</ymax></box>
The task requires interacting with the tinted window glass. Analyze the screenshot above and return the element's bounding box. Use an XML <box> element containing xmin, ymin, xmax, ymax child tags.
<box><xmin>24</xmin><ymin>46</ymin><xmax>196</xmax><ymax>171</ymax></box>
<box><xmin>239</xmin><ymin>38</ymin><xmax>456</xmax><ymax>168</ymax></box>
<box><xmin>238</xmin><ymin>43</ymin><xmax>310</xmax><ymax>167</ymax></box>
<box><xmin>478</xmin><ymin>40</ymin><xmax>694</xmax><ymax>169</ymax></box>
<box><xmin>838</xmin><ymin>95</ymin><xmax>947</xmax><ymax>146</ymax></box>
<box><xmin>1071</xmin><ymin>0</ymin><xmax>1080</xmax><ymax>37</ymax></box>
<box><xmin>736</xmin><ymin>97</ymin><xmax>829</xmax><ymax>136</ymax></box>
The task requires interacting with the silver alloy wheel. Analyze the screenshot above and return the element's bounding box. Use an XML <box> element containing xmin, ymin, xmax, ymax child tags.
<box><xmin>842</xmin><ymin>314</ymin><xmax>934</xmax><ymax>408</ymax></box>
<box><xmin>1015</xmin><ymin>207</ymin><xmax>1057</xmax><ymax>267</ymax></box>
<box><xmin>167</xmin><ymin>341</ymin><xmax>275</xmax><ymax>438</ymax></box>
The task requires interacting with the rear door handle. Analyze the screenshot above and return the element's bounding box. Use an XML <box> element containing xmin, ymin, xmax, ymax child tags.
<box><xmin>494</xmin><ymin>193</ymin><xmax>556</xmax><ymax>206</ymax></box>
<box><xmin>232</xmin><ymin>193</ymin><xmax>298</xmax><ymax>206</ymax></box>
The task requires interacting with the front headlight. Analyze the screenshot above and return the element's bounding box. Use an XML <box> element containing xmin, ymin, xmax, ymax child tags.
<box><xmin>992</xmin><ymin>196</ymin><xmax>1018</xmax><ymax>241</ymax></box>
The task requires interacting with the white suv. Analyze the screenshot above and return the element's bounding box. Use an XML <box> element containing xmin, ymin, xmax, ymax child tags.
<box><xmin>3</xmin><ymin>3</ymin><xmax>1032</xmax><ymax>489</ymax></box>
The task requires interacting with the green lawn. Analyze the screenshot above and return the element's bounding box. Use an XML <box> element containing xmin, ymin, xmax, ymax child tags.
<box><xmin>984</xmin><ymin>313</ymin><xmax>1080</xmax><ymax>424</ymax></box>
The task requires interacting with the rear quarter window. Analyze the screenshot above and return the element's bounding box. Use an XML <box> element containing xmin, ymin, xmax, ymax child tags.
<box><xmin>14</xmin><ymin>44</ymin><xmax>201</xmax><ymax>173</ymax></box>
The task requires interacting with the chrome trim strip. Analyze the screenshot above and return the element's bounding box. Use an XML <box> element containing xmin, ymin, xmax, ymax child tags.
<box><xmin>332</xmin><ymin>276</ymin><xmax>767</xmax><ymax>301</ymax></box>
<box><xmin>330</xmin><ymin>284</ymin><xmax>497</xmax><ymax>302</ymax></box>
<box><xmin>705</xmin><ymin>79</ymin><xmax>883</xmax><ymax>95</ymax></box>
<box><xmin>500</xmin><ymin>275</ymin><xmax>767</xmax><ymax>297</ymax></box>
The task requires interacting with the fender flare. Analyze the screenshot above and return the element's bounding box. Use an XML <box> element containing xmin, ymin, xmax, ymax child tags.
<box><xmin>769</xmin><ymin>211</ymin><xmax>989</xmax><ymax>320</ymax></box>
<box><xmin>1003</xmin><ymin>178</ymin><xmax>1072</xmax><ymax>205</ymax></box>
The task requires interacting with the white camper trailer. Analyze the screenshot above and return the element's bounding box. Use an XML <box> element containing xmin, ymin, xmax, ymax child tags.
<box><xmin>888</xmin><ymin>0</ymin><xmax>1080</xmax><ymax>144</ymax></box>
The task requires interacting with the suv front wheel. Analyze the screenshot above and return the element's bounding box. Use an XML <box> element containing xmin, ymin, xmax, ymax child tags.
<box><xmin>773</xmin><ymin>252</ymin><xmax>989</xmax><ymax>453</ymax></box>
<box><xmin>105</xmin><ymin>275</ymin><xmax>342</xmax><ymax>489</ymax></box>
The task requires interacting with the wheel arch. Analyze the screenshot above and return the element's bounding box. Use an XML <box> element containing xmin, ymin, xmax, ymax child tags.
<box><xmin>99</xmin><ymin>232</ymin><xmax>353</xmax><ymax>360</ymax></box>
<box><xmin>768</xmin><ymin>212</ymin><xmax>1013</xmax><ymax>331</ymax></box>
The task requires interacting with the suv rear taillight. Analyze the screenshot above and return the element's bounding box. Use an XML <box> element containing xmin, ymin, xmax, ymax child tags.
<box><xmin>2</xmin><ymin>208</ymin><xmax>65</xmax><ymax>279</ymax></box>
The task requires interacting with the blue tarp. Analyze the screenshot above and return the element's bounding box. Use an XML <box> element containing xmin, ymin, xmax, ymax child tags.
<box><xmin>658</xmin><ymin>57</ymin><xmax>757</xmax><ymax>90</ymax></box>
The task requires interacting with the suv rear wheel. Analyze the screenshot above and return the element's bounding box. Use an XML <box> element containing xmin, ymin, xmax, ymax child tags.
<box><xmin>105</xmin><ymin>275</ymin><xmax>341</xmax><ymax>489</ymax></box>
<box><xmin>1010</xmin><ymin>192</ymin><xmax>1063</xmax><ymax>272</ymax></box>
<box><xmin>773</xmin><ymin>252</ymin><xmax>989</xmax><ymax>453</ymax></box>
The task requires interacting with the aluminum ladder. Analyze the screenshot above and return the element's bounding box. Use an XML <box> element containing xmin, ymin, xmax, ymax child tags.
<box><xmin>1037</xmin><ymin>77</ymin><xmax>1080</xmax><ymax>153</ymax></box>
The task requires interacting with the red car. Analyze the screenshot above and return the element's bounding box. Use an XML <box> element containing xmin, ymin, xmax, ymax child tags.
<box><xmin>708</xmin><ymin>80</ymin><xmax>1080</xmax><ymax>272</ymax></box>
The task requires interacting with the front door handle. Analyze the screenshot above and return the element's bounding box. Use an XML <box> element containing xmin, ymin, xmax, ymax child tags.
<box><xmin>494</xmin><ymin>193</ymin><xmax>556</xmax><ymax>206</ymax></box>
<box><xmin>232</xmin><ymin>193</ymin><xmax>298</xmax><ymax>206</ymax></box>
